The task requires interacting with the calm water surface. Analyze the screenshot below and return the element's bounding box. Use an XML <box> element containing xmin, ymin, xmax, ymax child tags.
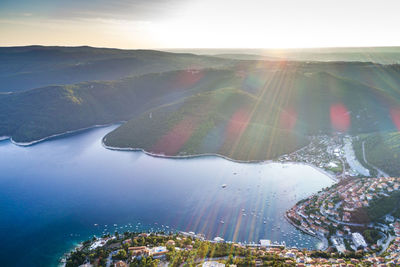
<box><xmin>0</xmin><ymin>125</ymin><xmax>334</xmax><ymax>266</ymax></box>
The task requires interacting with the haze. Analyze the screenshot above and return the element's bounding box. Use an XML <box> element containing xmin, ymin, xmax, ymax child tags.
<box><xmin>1</xmin><ymin>0</ymin><xmax>400</xmax><ymax>49</ymax></box>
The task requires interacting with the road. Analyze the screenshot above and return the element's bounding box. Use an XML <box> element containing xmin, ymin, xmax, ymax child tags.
<box><xmin>379</xmin><ymin>234</ymin><xmax>395</xmax><ymax>255</ymax></box>
<box><xmin>343</xmin><ymin>138</ymin><xmax>370</xmax><ymax>176</ymax></box>
<box><xmin>319</xmin><ymin>205</ymin><xmax>366</xmax><ymax>227</ymax></box>
<box><xmin>362</xmin><ymin>141</ymin><xmax>389</xmax><ymax>178</ymax></box>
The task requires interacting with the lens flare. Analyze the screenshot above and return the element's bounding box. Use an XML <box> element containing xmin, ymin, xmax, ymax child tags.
<box><xmin>390</xmin><ymin>107</ymin><xmax>400</xmax><ymax>131</ymax></box>
<box><xmin>280</xmin><ymin>107</ymin><xmax>298</xmax><ymax>130</ymax></box>
<box><xmin>330</xmin><ymin>103</ymin><xmax>350</xmax><ymax>132</ymax></box>
<box><xmin>225</xmin><ymin>109</ymin><xmax>251</xmax><ymax>141</ymax></box>
<box><xmin>152</xmin><ymin>118</ymin><xmax>197</xmax><ymax>154</ymax></box>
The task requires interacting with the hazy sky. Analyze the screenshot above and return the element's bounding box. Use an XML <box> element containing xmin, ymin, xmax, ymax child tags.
<box><xmin>1</xmin><ymin>0</ymin><xmax>400</xmax><ymax>48</ymax></box>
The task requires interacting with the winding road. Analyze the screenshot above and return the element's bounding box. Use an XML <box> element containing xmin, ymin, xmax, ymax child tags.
<box><xmin>362</xmin><ymin>141</ymin><xmax>389</xmax><ymax>178</ymax></box>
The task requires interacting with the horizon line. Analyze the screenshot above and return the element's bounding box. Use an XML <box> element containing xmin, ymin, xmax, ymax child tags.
<box><xmin>1</xmin><ymin>44</ymin><xmax>400</xmax><ymax>51</ymax></box>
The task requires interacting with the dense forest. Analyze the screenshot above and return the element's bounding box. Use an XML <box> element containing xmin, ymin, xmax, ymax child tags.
<box><xmin>354</xmin><ymin>132</ymin><xmax>400</xmax><ymax>177</ymax></box>
<box><xmin>1</xmin><ymin>46</ymin><xmax>400</xmax><ymax>161</ymax></box>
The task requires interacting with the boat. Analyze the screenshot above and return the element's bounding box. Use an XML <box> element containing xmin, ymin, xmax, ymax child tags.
<box><xmin>221</xmin><ymin>184</ymin><xmax>227</xmax><ymax>188</ymax></box>
<box><xmin>220</xmin><ymin>220</ymin><xmax>224</xmax><ymax>224</ymax></box>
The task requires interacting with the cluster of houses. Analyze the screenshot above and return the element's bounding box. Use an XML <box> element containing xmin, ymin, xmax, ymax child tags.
<box><xmin>198</xmin><ymin>242</ymin><xmax>382</xmax><ymax>267</ymax></box>
<box><xmin>126</xmin><ymin>244</ymin><xmax>169</xmax><ymax>258</ymax></box>
<box><xmin>236</xmin><ymin>242</ymin><xmax>400</xmax><ymax>266</ymax></box>
<box><xmin>287</xmin><ymin>177</ymin><xmax>400</xmax><ymax>253</ymax></box>
<box><xmin>384</xmin><ymin>235</ymin><xmax>400</xmax><ymax>265</ymax></box>
<box><xmin>278</xmin><ymin>135</ymin><xmax>345</xmax><ymax>177</ymax></box>
<box><xmin>75</xmin><ymin>229</ymin><xmax>400</xmax><ymax>267</ymax></box>
<box><xmin>332</xmin><ymin>177</ymin><xmax>400</xmax><ymax>216</ymax></box>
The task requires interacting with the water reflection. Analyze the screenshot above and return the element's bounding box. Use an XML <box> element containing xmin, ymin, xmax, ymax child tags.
<box><xmin>0</xmin><ymin>125</ymin><xmax>334</xmax><ymax>266</ymax></box>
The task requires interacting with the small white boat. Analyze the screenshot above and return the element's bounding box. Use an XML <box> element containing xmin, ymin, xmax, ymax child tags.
<box><xmin>221</xmin><ymin>184</ymin><xmax>227</xmax><ymax>188</ymax></box>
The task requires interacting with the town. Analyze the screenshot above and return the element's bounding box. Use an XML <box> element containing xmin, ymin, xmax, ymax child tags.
<box><xmin>278</xmin><ymin>135</ymin><xmax>371</xmax><ymax>180</ymax></box>
<box><xmin>64</xmin><ymin>228</ymin><xmax>400</xmax><ymax>267</ymax></box>
<box><xmin>63</xmin><ymin>177</ymin><xmax>400</xmax><ymax>267</ymax></box>
<box><xmin>286</xmin><ymin>177</ymin><xmax>400</xmax><ymax>262</ymax></box>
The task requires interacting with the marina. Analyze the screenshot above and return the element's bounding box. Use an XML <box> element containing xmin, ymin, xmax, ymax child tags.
<box><xmin>0</xmin><ymin>125</ymin><xmax>334</xmax><ymax>266</ymax></box>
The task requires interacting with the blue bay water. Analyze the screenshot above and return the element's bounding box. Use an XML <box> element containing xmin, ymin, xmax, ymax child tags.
<box><xmin>0</xmin><ymin>125</ymin><xmax>334</xmax><ymax>266</ymax></box>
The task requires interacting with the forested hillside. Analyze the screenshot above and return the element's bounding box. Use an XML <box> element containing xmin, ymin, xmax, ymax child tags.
<box><xmin>355</xmin><ymin>132</ymin><xmax>400</xmax><ymax>176</ymax></box>
<box><xmin>0</xmin><ymin>69</ymin><xmax>236</xmax><ymax>143</ymax></box>
<box><xmin>1</xmin><ymin>46</ymin><xmax>400</xmax><ymax>161</ymax></box>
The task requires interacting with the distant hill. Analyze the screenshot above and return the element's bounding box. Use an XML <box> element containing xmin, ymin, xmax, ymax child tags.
<box><xmin>212</xmin><ymin>54</ymin><xmax>281</xmax><ymax>61</ymax></box>
<box><xmin>0</xmin><ymin>46</ymin><xmax>232</xmax><ymax>92</ymax></box>
<box><xmin>167</xmin><ymin>47</ymin><xmax>400</xmax><ymax>64</ymax></box>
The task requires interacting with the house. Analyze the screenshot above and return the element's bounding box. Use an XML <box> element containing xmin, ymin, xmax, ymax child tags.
<box><xmin>114</xmin><ymin>261</ymin><xmax>128</xmax><ymax>267</ymax></box>
<box><xmin>166</xmin><ymin>239</ymin><xmax>175</xmax><ymax>246</ymax></box>
<box><xmin>128</xmin><ymin>246</ymin><xmax>149</xmax><ymax>256</ymax></box>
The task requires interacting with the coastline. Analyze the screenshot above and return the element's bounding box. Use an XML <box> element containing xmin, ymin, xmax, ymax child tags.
<box><xmin>102</xmin><ymin>140</ymin><xmax>339</xmax><ymax>182</ymax></box>
<box><xmin>2</xmin><ymin>121</ymin><xmax>339</xmax><ymax>183</ymax></box>
<box><xmin>3</xmin><ymin>122</ymin><xmax>125</xmax><ymax>147</ymax></box>
<box><xmin>0</xmin><ymin>136</ymin><xmax>10</xmax><ymax>141</ymax></box>
<box><xmin>284</xmin><ymin>213</ymin><xmax>328</xmax><ymax>250</ymax></box>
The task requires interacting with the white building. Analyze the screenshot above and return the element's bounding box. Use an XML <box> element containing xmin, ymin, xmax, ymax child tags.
<box><xmin>260</xmin><ymin>239</ymin><xmax>271</xmax><ymax>247</ymax></box>
<box><xmin>213</xmin><ymin>236</ymin><xmax>224</xmax><ymax>243</ymax></box>
<box><xmin>352</xmin><ymin>232</ymin><xmax>367</xmax><ymax>248</ymax></box>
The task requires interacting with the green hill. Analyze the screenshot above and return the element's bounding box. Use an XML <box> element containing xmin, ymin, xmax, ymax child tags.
<box><xmin>0</xmin><ymin>69</ymin><xmax>237</xmax><ymax>143</ymax></box>
<box><xmin>102</xmin><ymin>69</ymin><xmax>400</xmax><ymax>161</ymax></box>
<box><xmin>355</xmin><ymin>132</ymin><xmax>400</xmax><ymax>176</ymax></box>
<box><xmin>1</xmin><ymin>47</ymin><xmax>400</xmax><ymax>161</ymax></box>
<box><xmin>103</xmin><ymin>87</ymin><xmax>307</xmax><ymax>161</ymax></box>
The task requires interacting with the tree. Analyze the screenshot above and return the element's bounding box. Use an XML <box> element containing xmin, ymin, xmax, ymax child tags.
<box><xmin>113</xmin><ymin>249</ymin><xmax>128</xmax><ymax>260</ymax></box>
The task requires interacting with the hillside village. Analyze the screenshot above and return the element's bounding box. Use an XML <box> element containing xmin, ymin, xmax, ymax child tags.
<box><xmin>287</xmin><ymin>177</ymin><xmax>400</xmax><ymax>256</ymax></box>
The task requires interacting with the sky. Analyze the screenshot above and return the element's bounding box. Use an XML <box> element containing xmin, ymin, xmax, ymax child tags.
<box><xmin>1</xmin><ymin>0</ymin><xmax>400</xmax><ymax>49</ymax></box>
